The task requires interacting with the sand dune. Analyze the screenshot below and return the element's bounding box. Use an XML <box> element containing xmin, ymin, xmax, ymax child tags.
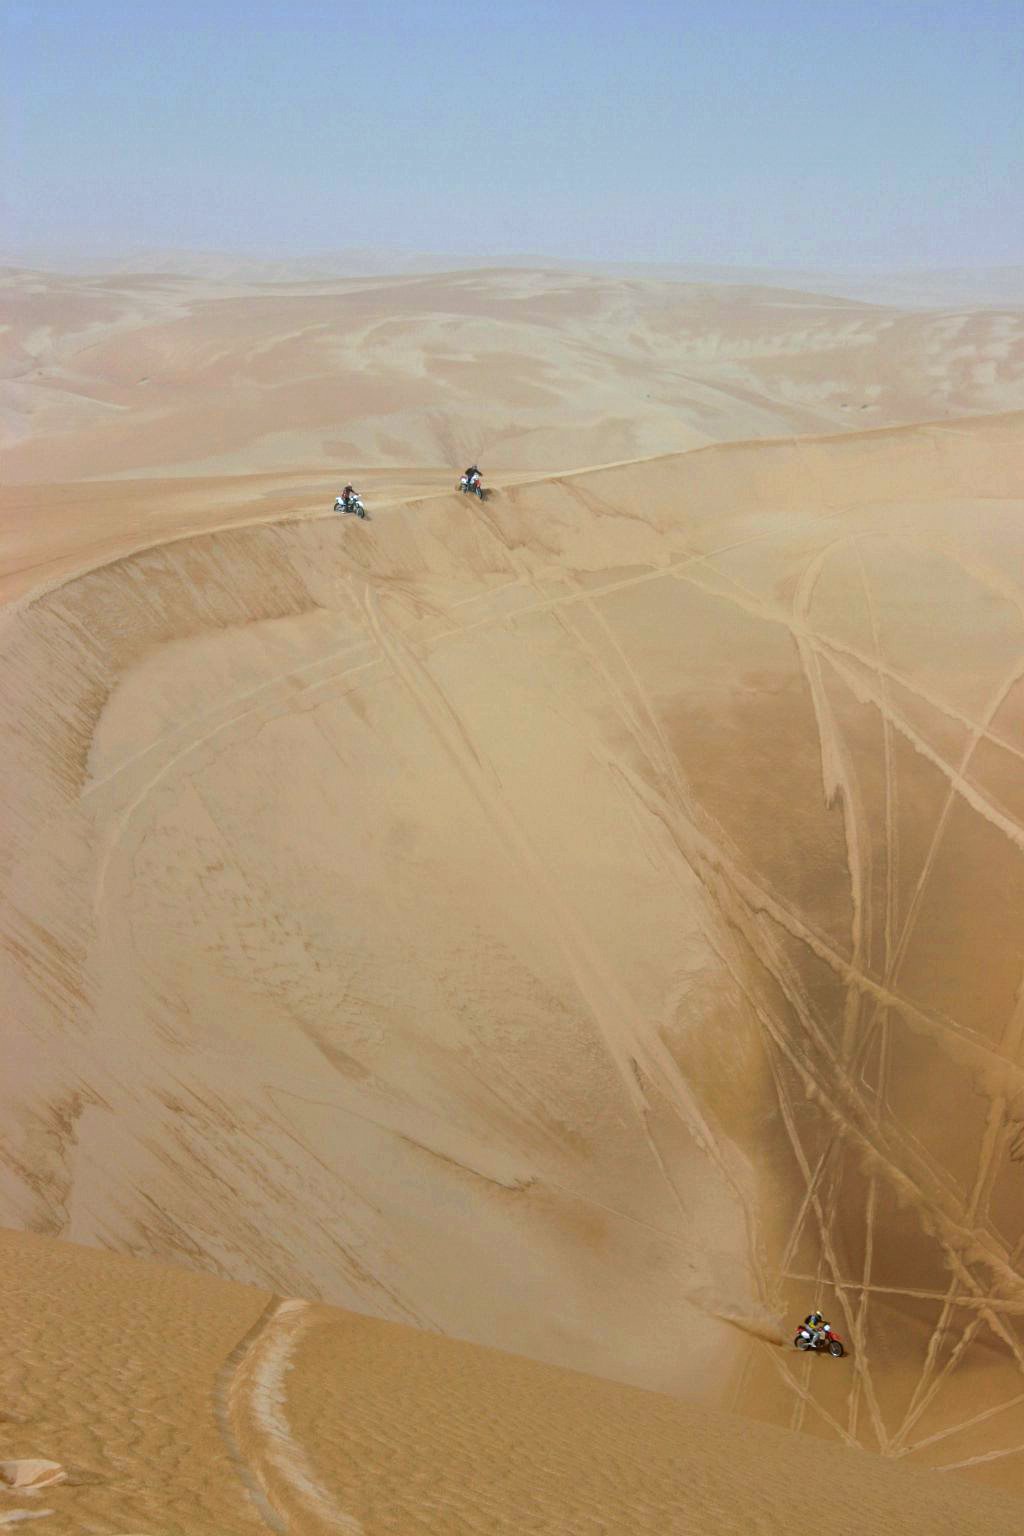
<box><xmin>4</xmin><ymin>400</ymin><xmax>1024</xmax><ymax>1503</ymax></box>
<box><xmin>4</xmin><ymin>258</ymin><xmax>1024</xmax><ymax>1517</ymax></box>
<box><xmin>4</xmin><ymin>266</ymin><xmax>1024</xmax><ymax>489</ymax></box>
<box><xmin>7</xmin><ymin>248</ymin><xmax>1024</xmax><ymax>308</ymax></box>
<box><xmin>5</xmin><ymin>1228</ymin><xmax>1022</xmax><ymax>1535</ymax></box>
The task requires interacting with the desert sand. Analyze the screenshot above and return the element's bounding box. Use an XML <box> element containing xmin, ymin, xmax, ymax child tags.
<box><xmin>5</xmin><ymin>1227</ymin><xmax>1024</xmax><ymax>1535</ymax></box>
<box><xmin>5</xmin><ymin>265</ymin><xmax>1024</xmax><ymax>487</ymax></box>
<box><xmin>3</xmin><ymin>263</ymin><xmax>1024</xmax><ymax>1524</ymax></box>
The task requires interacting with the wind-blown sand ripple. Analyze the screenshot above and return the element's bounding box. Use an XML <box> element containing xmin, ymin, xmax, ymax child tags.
<box><xmin>4</xmin><ymin>1229</ymin><xmax>1023</xmax><ymax>1534</ymax></box>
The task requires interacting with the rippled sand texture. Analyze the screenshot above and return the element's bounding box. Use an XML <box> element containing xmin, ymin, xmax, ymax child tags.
<box><xmin>4</xmin><ymin>411</ymin><xmax>1024</xmax><ymax>1501</ymax></box>
<box><xmin>6</xmin><ymin>1229</ymin><xmax>1024</xmax><ymax>1536</ymax></box>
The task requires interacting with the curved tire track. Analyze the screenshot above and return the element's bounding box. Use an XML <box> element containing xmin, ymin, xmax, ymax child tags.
<box><xmin>216</xmin><ymin>1297</ymin><xmax>362</xmax><ymax>1535</ymax></box>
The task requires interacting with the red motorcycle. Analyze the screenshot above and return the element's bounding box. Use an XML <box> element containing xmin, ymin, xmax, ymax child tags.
<box><xmin>794</xmin><ymin>1324</ymin><xmax>845</xmax><ymax>1358</ymax></box>
<box><xmin>458</xmin><ymin>473</ymin><xmax>488</xmax><ymax>501</ymax></box>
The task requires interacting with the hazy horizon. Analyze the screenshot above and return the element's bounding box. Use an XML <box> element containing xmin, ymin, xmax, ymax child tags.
<box><xmin>4</xmin><ymin>237</ymin><xmax>1024</xmax><ymax>278</ymax></box>
<box><xmin>4</xmin><ymin>1</ymin><xmax>1022</xmax><ymax>271</ymax></box>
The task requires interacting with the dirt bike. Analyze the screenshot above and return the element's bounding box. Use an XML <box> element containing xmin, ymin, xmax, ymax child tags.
<box><xmin>794</xmin><ymin>1325</ymin><xmax>845</xmax><ymax>1358</ymax></box>
<box><xmin>334</xmin><ymin>495</ymin><xmax>367</xmax><ymax>519</ymax></box>
<box><xmin>459</xmin><ymin>475</ymin><xmax>487</xmax><ymax>501</ymax></box>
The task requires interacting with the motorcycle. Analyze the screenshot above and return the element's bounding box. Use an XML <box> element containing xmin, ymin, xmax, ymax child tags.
<box><xmin>334</xmin><ymin>495</ymin><xmax>367</xmax><ymax>519</ymax></box>
<box><xmin>794</xmin><ymin>1325</ymin><xmax>845</xmax><ymax>1358</ymax></box>
<box><xmin>459</xmin><ymin>475</ymin><xmax>487</xmax><ymax>501</ymax></box>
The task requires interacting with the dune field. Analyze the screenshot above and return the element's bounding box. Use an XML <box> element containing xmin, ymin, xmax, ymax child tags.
<box><xmin>3</xmin><ymin>263</ymin><xmax>1024</xmax><ymax>1528</ymax></box>
<box><xmin>5</xmin><ymin>264</ymin><xmax>1024</xmax><ymax>485</ymax></box>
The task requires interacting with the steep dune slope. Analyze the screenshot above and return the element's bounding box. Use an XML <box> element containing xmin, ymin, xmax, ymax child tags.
<box><xmin>4</xmin><ymin>413</ymin><xmax>1024</xmax><ymax>1490</ymax></box>
<box><xmin>4</xmin><ymin>266</ymin><xmax>1024</xmax><ymax>483</ymax></box>
<box><xmin>4</xmin><ymin>1228</ymin><xmax>1022</xmax><ymax>1535</ymax></box>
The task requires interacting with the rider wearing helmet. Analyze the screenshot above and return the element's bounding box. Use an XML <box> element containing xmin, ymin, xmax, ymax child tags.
<box><xmin>463</xmin><ymin>464</ymin><xmax>481</xmax><ymax>488</ymax></box>
<box><xmin>804</xmin><ymin>1311</ymin><xmax>829</xmax><ymax>1343</ymax></box>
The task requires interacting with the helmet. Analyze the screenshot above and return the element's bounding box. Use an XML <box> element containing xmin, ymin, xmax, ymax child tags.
<box><xmin>344</xmin><ymin>484</ymin><xmax>354</xmax><ymax>493</ymax></box>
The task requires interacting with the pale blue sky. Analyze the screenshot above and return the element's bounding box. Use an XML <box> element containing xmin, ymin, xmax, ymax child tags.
<box><xmin>4</xmin><ymin>0</ymin><xmax>1022</xmax><ymax>267</ymax></box>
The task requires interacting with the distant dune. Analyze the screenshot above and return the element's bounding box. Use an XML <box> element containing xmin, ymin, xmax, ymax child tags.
<box><xmin>3</xmin><ymin>266</ymin><xmax>1024</xmax><ymax>487</ymax></box>
<box><xmin>5</xmin><ymin>247</ymin><xmax>1024</xmax><ymax>306</ymax></box>
<box><xmin>5</xmin><ymin>1227</ymin><xmax>1022</xmax><ymax>1534</ymax></box>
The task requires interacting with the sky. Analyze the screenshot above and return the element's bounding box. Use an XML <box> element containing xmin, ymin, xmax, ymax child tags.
<box><xmin>3</xmin><ymin>0</ymin><xmax>1022</xmax><ymax>269</ymax></box>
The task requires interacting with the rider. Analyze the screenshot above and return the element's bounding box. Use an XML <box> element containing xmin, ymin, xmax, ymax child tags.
<box><xmin>804</xmin><ymin>1310</ymin><xmax>830</xmax><ymax>1343</ymax></box>
<box><xmin>463</xmin><ymin>464</ymin><xmax>482</xmax><ymax>490</ymax></box>
<box><xmin>338</xmin><ymin>484</ymin><xmax>359</xmax><ymax>511</ymax></box>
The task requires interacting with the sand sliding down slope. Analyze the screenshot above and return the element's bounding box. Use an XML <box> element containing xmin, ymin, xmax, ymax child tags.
<box><xmin>4</xmin><ymin>1228</ymin><xmax>1023</xmax><ymax>1536</ymax></box>
<box><xmin>3</xmin><ymin>412</ymin><xmax>1024</xmax><ymax>1496</ymax></box>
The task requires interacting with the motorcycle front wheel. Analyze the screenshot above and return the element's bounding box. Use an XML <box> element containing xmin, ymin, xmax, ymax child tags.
<box><xmin>829</xmin><ymin>1340</ymin><xmax>845</xmax><ymax>1357</ymax></box>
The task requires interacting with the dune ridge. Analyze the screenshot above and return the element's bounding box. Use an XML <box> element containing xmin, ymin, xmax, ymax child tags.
<box><xmin>6</xmin><ymin>248</ymin><xmax>1024</xmax><ymax>307</ymax></box>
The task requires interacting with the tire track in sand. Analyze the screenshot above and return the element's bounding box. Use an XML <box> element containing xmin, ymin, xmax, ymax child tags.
<box><xmin>358</xmin><ymin>580</ymin><xmax>759</xmax><ymax>1288</ymax></box>
<box><xmin>216</xmin><ymin>1296</ymin><xmax>362</xmax><ymax>1535</ymax></box>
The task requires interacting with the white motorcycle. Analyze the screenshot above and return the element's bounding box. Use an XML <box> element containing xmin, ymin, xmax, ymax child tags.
<box><xmin>458</xmin><ymin>474</ymin><xmax>487</xmax><ymax>501</ymax></box>
<box><xmin>334</xmin><ymin>494</ymin><xmax>366</xmax><ymax>519</ymax></box>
